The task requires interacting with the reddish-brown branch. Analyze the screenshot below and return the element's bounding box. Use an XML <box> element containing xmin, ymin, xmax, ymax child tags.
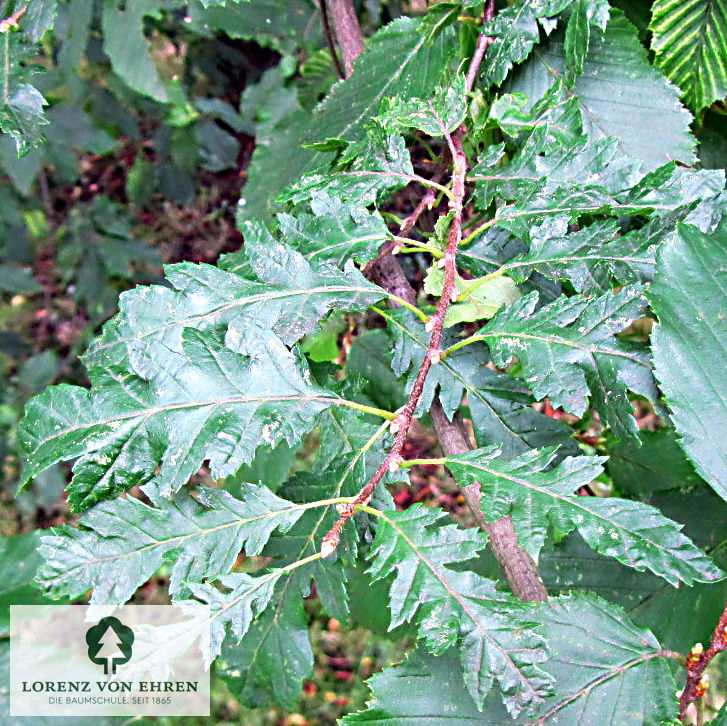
<box><xmin>322</xmin><ymin>31</ymin><xmax>492</xmax><ymax>555</ymax></box>
<box><xmin>319</xmin><ymin>1</ymin><xmax>345</xmax><ymax>80</ymax></box>
<box><xmin>679</xmin><ymin>599</ymin><xmax>727</xmax><ymax>720</ymax></box>
<box><xmin>325</xmin><ymin>0</ymin><xmax>365</xmax><ymax>77</ymax></box>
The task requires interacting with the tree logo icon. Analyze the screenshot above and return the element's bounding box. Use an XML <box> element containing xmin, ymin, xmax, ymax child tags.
<box><xmin>85</xmin><ymin>617</ymin><xmax>134</xmax><ymax>675</ymax></box>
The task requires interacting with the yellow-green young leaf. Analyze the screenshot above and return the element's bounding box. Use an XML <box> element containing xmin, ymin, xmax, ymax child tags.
<box><xmin>423</xmin><ymin>266</ymin><xmax>520</xmax><ymax>326</ymax></box>
<box><xmin>445</xmin><ymin>447</ymin><xmax>723</xmax><ymax>585</ymax></box>
<box><xmin>367</xmin><ymin>506</ymin><xmax>552</xmax><ymax>715</ymax></box>
<box><xmin>650</xmin><ymin>0</ymin><xmax>727</xmax><ymax>112</ymax></box>
<box><xmin>649</xmin><ymin>222</ymin><xmax>727</xmax><ymax>500</ymax></box>
<box><xmin>344</xmin><ymin>595</ymin><xmax>677</xmax><ymax>725</ymax></box>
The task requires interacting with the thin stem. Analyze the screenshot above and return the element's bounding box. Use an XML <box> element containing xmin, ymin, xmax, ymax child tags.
<box><xmin>385</xmin><ymin>291</ymin><xmax>430</xmax><ymax>322</ymax></box>
<box><xmin>440</xmin><ymin>334</ymin><xmax>485</xmax><ymax>359</ymax></box>
<box><xmin>280</xmin><ymin>551</ymin><xmax>323</xmax><ymax>573</ymax></box>
<box><xmin>319</xmin><ymin>0</ymin><xmax>345</xmax><ymax>80</ymax></box>
<box><xmin>390</xmin><ymin>235</ymin><xmax>444</xmax><ymax>258</ymax></box>
<box><xmin>357</xmin><ymin>503</ymin><xmax>384</xmax><ymax>518</ymax></box>
<box><xmin>461</xmin><ymin>217</ymin><xmax>498</xmax><ymax>247</ymax></box>
<box><xmin>679</xmin><ymin>598</ymin><xmax>727</xmax><ymax>721</ymax></box>
<box><xmin>337</xmin><ymin>399</ymin><xmax>397</xmax><ymax>421</ymax></box>
<box><xmin>339</xmin><ymin>170</ymin><xmax>454</xmax><ymax>200</ymax></box>
<box><xmin>399</xmin><ymin>457</ymin><xmax>445</xmax><ymax>468</ymax></box>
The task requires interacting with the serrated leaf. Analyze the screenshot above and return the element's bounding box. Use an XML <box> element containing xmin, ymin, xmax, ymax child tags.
<box><xmin>540</xmin><ymin>486</ymin><xmax>727</xmax><ymax>654</ymax></box>
<box><xmin>84</xmin><ymin>234</ymin><xmax>384</xmax><ymax>369</ymax></box>
<box><xmin>376</xmin><ymin>76</ymin><xmax>468</xmax><ymax>135</ymax></box>
<box><xmin>445</xmin><ymin>447</ymin><xmax>722</xmax><ymax>585</ymax></box>
<box><xmin>36</xmin><ymin>483</ymin><xmax>308</xmax><ymax>604</ymax></box>
<box><xmin>479</xmin><ymin>0</ymin><xmax>573</xmax><ymax>88</ymax></box>
<box><xmin>19</xmin><ymin>322</ymin><xmax>361</xmax><ymax>510</ymax></box>
<box><xmin>22</xmin><ymin>0</ymin><xmax>58</xmax><ymax>42</ymax></box>
<box><xmin>368</xmin><ymin>506</ymin><xmax>552</xmax><ymax>715</ymax></box>
<box><xmin>649</xmin><ymin>221</ymin><xmax>727</xmax><ymax>500</ymax></box>
<box><xmin>217</xmin><ymin>460</ymin><xmax>376</xmax><ymax>708</ymax></box>
<box><xmin>276</xmin><ymin>192</ymin><xmax>388</xmax><ymax>265</ymax></box>
<box><xmin>564</xmin><ymin>0</ymin><xmax>609</xmax><ymax>84</ymax></box>
<box><xmin>650</xmin><ymin>0</ymin><xmax>727</xmax><ymax>112</ymax></box>
<box><xmin>506</xmin><ymin>9</ymin><xmax>695</xmax><ymax>172</ymax></box>
<box><xmin>345</xmin><ymin>594</ymin><xmax>678</xmax><ymax>725</ymax></box>
<box><xmin>0</xmin><ymin>32</ymin><xmax>48</xmax><ymax>155</ymax></box>
<box><xmin>478</xmin><ymin>286</ymin><xmax>655</xmax><ymax>440</ymax></box>
<box><xmin>384</xmin><ymin>308</ymin><xmax>578</xmax><ymax>458</ymax></box>
<box><xmin>501</xmin><ymin>212</ymin><xmax>686</xmax><ymax>294</ymax></box>
<box><xmin>239</xmin><ymin>16</ymin><xmax>456</xmax><ymax>221</ymax></box>
<box><xmin>608</xmin><ymin>428</ymin><xmax>706</xmax><ymax>496</ymax></box>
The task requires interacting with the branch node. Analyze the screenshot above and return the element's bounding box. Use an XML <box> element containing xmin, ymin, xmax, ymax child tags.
<box><xmin>387</xmin><ymin>455</ymin><xmax>403</xmax><ymax>473</ymax></box>
<box><xmin>320</xmin><ymin>533</ymin><xmax>339</xmax><ymax>559</ymax></box>
<box><xmin>429</xmin><ymin>349</ymin><xmax>442</xmax><ymax>365</ymax></box>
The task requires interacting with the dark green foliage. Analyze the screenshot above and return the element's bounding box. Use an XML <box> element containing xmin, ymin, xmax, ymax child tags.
<box><xmin>2</xmin><ymin>0</ymin><xmax>727</xmax><ymax>722</ymax></box>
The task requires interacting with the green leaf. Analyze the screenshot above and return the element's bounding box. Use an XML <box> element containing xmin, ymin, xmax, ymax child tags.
<box><xmin>564</xmin><ymin>0</ymin><xmax>610</xmax><ymax>84</ymax></box>
<box><xmin>478</xmin><ymin>0</ymin><xmax>607</xmax><ymax>89</ymax></box>
<box><xmin>368</xmin><ymin>506</ymin><xmax>552</xmax><ymax>715</ymax></box>
<box><xmin>506</xmin><ymin>9</ymin><xmax>696</xmax><ymax>172</ymax></box>
<box><xmin>36</xmin><ymin>483</ymin><xmax>309</xmax><ymax>604</ymax></box>
<box><xmin>101</xmin><ymin>0</ymin><xmax>169</xmax><ymax>103</ymax></box>
<box><xmin>376</xmin><ymin>76</ymin><xmax>468</xmax><ymax>135</ymax></box>
<box><xmin>650</xmin><ymin>0</ymin><xmax>727</xmax><ymax>112</ymax></box>
<box><xmin>501</xmin><ymin>212</ymin><xmax>689</xmax><ymax>294</ymax></box>
<box><xmin>19</xmin><ymin>322</ymin><xmax>359</xmax><ymax>510</ymax></box>
<box><xmin>217</xmin><ymin>462</ymin><xmax>373</xmax><ymax>708</ymax></box>
<box><xmin>384</xmin><ymin>308</ymin><xmax>578</xmax><ymax>458</ymax></box>
<box><xmin>239</xmin><ymin>16</ymin><xmax>456</xmax><ymax>221</ymax></box>
<box><xmin>445</xmin><ymin>447</ymin><xmax>722</xmax><ymax>585</ymax></box>
<box><xmin>608</xmin><ymin>428</ymin><xmax>706</xmax><ymax>496</ymax></box>
<box><xmin>649</xmin><ymin>222</ymin><xmax>727</xmax><ymax>500</ymax></box>
<box><xmin>539</xmin><ymin>486</ymin><xmax>727</xmax><ymax>654</ymax></box>
<box><xmin>0</xmin><ymin>264</ymin><xmax>41</xmax><ymax>294</ymax></box>
<box><xmin>0</xmin><ymin>33</ymin><xmax>48</xmax><ymax>155</ymax></box>
<box><xmin>345</xmin><ymin>595</ymin><xmax>678</xmax><ymax>725</ymax></box>
<box><xmin>22</xmin><ymin>0</ymin><xmax>58</xmax><ymax>42</ymax></box>
<box><xmin>84</xmin><ymin>233</ymin><xmax>384</xmax><ymax>369</ymax></box>
<box><xmin>478</xmin><ymin>286</ymin><xmax>655</xmax><ymax>440</ymax></box>
<box><xmin>276</xmin><ymin>192</ymin><xmax>388</xmax><ymax>266</ymax></box>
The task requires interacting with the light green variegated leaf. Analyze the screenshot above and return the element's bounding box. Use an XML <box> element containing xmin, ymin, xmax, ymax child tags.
<box><xmin>649</xmin><ymin>222</ymin><xmax>727</xmax><ymax>500</ymax></box>
<box><xmin>18</xmin><ymin>322</ymin><xmax>375</xmax><ymax>510</ymax></box>
<box><xmin>240</xmin><ymin>16</ymin><xmax>456</xmax><ymax>221</ymax></box>
<box><xmin>36</xmin><ymin>483</ymin><xmax>311</xmax><ymax>604</ymax></box>
<box><xmin>478</xmin><ymin>286</ymin><xmax>655</xmax><ymax>440</ymax></box>
<box><xmin>507</xmin><ymin>9</ymin><xmax>696</xmax><ymax>172</ymax></box>
<box><xmin>384</xmin><ymin>308</ymin><xmax>578</xmax><ymax>459</ymax></box>
<box><xmin>344</xmin><ymin>595</ymin><xmax>677</xmax><ymax>725</ymax></box>
<box><xmin>650</xmin><ymin>0</ymin><xmax>727</xmax><ymax>112</ymax></box>
<box><xmin>85</xmin><ymin>235</ymin><xmax>384</xmax><ymax>370</ymax></box>
<box><xmin>445</xmin><ymin>447</ymin><xmax>722</xmax><ymax>585</ymax></box>
<box><xmin>368</xmin><ymin>506</ymin><xmax>552</xmax><ymax>715</ymax></box>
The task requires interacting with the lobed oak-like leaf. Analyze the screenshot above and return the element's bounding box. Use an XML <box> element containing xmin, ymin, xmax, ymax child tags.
<box><xmin>478</xmin><ymin>286</ymin><xmax>655</xmax><ymax>441</ymax></box>
<box><xmin>445</xmin><ymin>447</ymin><xmax>722</xmax><ymax>585</ymax></box>
<box><xmin>368</xmin><ymin>506</ymin><xmax>552</xmax><ymax>715</ymax></box>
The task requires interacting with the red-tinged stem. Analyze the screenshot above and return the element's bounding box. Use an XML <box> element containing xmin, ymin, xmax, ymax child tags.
<box><xmin>679</xmin><ymin>599</ymin><xmax>727</xmax><ymax>721</ymax></box>
<box><xmin>322</xmin><ymin>35</ymin><xmax>492</xmax><ymax>556</ymax></box>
